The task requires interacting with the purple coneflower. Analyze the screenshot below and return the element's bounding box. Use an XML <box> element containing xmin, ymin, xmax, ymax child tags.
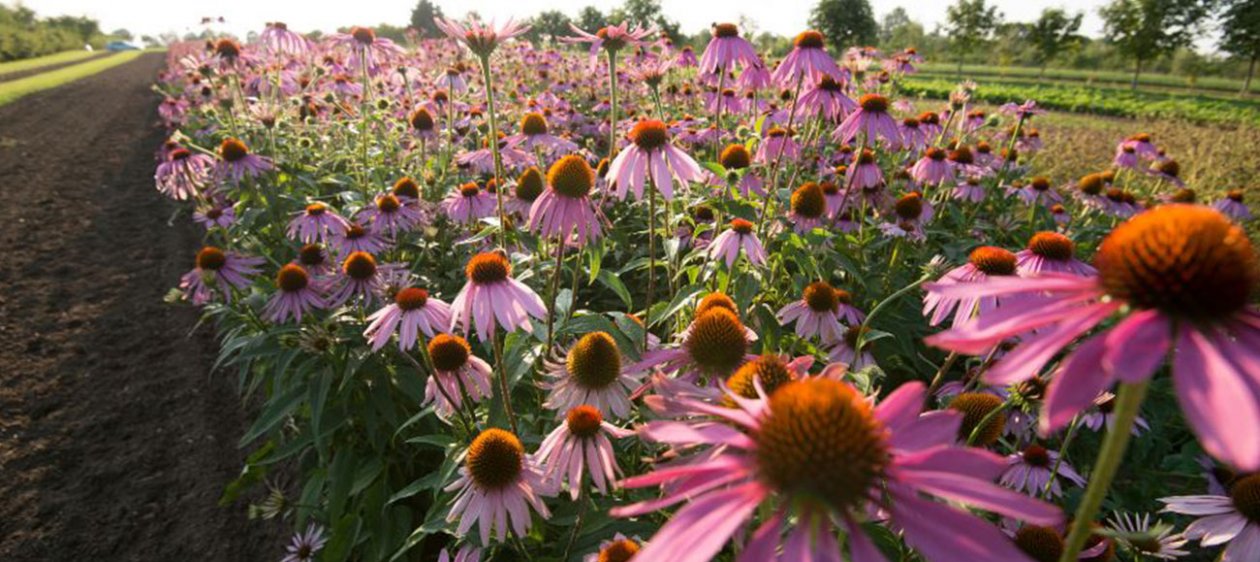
<box><xmin>797</xmin><ymin>74</ymin><xmax>857</xmax><ymax>121</ymax></box>
<box><xmin>264</xmin><ymin>264</ymin><xmax>327</xmax><ymax>323</ymax></box>
<box><xmin>676</xmin><ymin>45</ymin><xmax>698</xmax><ymax>67</ymax></box>
<box><xmin>880</xmin><ymin>192</ymin><xmax>934</xmax><ymax>241</ymax></box>
<box><xmin>1212</xmin><ymin>189</ymin><xmax>1251</xmax><ymax>221</ymax></box>
<box><xmin>215</xmin><ymin>138</ymin><xmax>273</xmax><ymax>182</ymax></box>
<box><xmin>360</xmin><ymin>193</ymin><xmax>422</xmax><ymax>236</ymax></box>
<box><xmin>605</xmin><ymin>119</ymin><xmax>702</xmax><ymax>201</ymax></box>
<box><xmin>924</xmin><ymin>246</ymin><xmax>1021</xmax><ymax>326</ymax></box>
<box><xmin>583</xmin><ymin>534</ymin><xmax>640</xmax><ymax>562</ymax></box>
<box><xmin>715</xmin><ymin>144</ymin><xmax>763</xmax><ymax>197</ymax></box>
<box><xmin>788</xmin><ymin>181</ymin><xmax>827</xmax><ymax>233</ymax></box>
<box><xmin>363</xmin><ymin>287</ymin><xmax>451</xmax><ymax>351</ymax></box>
<box><xmin>260</xmin><ymin>22</ymin><xmax>309</xmax><ymax>55</ymax></box>
<box><xmin>835</xmin><ymin>94</ymin><xmax>902</xmax><ymax>148</ymax></box>
<box><xmin>528</xmin><ymin>154</ymin><xmax>603</xmax><ymax>246</ymax></box>
<box><xmin>155</xmin><ymin>146</ymin><xmax>213</xmax><ymax>200</ymax></box>
<box><xmin>287</xmin><ymin>202</ymin><xmax>351</xmax><ymax>244</ymax></box>
<box><xmin>563</xmin><ymin>21</ymin><xmax>656</xmax><ymax>69</ymax></box>
<box><xmin>445</xmin><ymin>428</ymin><xmax>552</xmax><ymax>544</ymax></box>
<box><xmin>193</xmin><ymin>203</ymin><xmax>236</xmax><ymax>230</ymax></box>
<box><xmin>449</xmin><ymin>252</ymin><xmax>546</xmax><ymax>342</ymax></box>
<box><xmin>436</xmin><ymin>545</ymin><xmax>481</xmax><ymax>562</ymax></box>
<box><xmin>443</xmin><ymin>182</ymin><xmax>497</xmax><ymax>225</ymax></box>
<box><xmin>910</xmin><ymin>147</ymin><xmax>953</xmax><ymax>186</ymax></box>
<box><xmin>542</xmin><ymin>332</ymin><xmax>642</xmax><ymax>419</ymax></box>
<box><xmin>1009</xmin><ymin>176</ymin><xmax>1063</xmax><ymax>208</ymax></box>
<box><xmin>631</xmin><ymin>304</ymin><xmax>754</xmax><ymax>384</ymax></box>
<box><xmin>537</xmin><ymin>405</ymin><xmax>633</xmax><ymax>500</ymax></box>
<box><xmin>507</xmin><ymin>112</ymin><xmax>577</xmax><ymax>154</ymax></box>
<box><xmin>777</xmin><ymin>281</ymin><xmax>864</xmax><ymax>344</ymax></box>
<box><xmin>327</xmin><ymin>26</ymin><xmax>404</xmax><ymax>68</ymax></box>
<box><xmin>1081</xmin><ymin>392</ymin><xmax>1150</xmax><ymax>435</ymax></box>
<box><xmin>925</xmin><ymin>205</ymin><xmax>1260</xmax><ymax>470</ymax></box>
<box><xmin>1160</xmin><ymin>476</ymin><xmax>1260</xmax><ymax>561</ymax></box>
<box><xmin>329</xmin><ymin>223</ymin><xmax>388</xmax><ymax>256</ymax></box>
<box><xmin>1107</xmin><ymin>512</ymin><xmax>1189</xmax><ymax>560</ymax></box>
<box><xmin>179</xmin><ymin>246</ymin><xmax>262</xmax><ymax>305</ymax></box>
<box><xmin>952</xmin><ymin>177</ymin><xmax>987</xmax><ymax>203</ymax></box>
<box><xmin>1016</xmin><ymin>231</ymin><xmax>1097</xmax><ymax>277</ymax></box>
<box><xmin>614</xmin><ymin>378</ymin><xmax>1060</xmax><ymax>562</ymax></box>
<box><xmin>707</xmin><ymin>218</ymin><xmax>767</xmax><ymax>269</ymax></box>
<box><xmin>846</xmin><ymin>149</ymin><xmax>884</xmax><ymax>191</ymax></box>
<box><xmin>828</xmin><ymin>324</ymin><xmax>877</xmax><ymax>369</ymax></box>
<box><xmin>280</xmin><ymin>523</ymin><xmax>326</xmax><ymax>562</ymax></box>
<box><xmin>328</xmin><ymin>252</ymin><xmax>399</xmax><ymax>307</ymax></box>
<box><xmin>754</xmin><ymin>126</ymin><xmax>799</xmax><ymax>164</ymax></box>
<box><xmin>699</xmin><ymin>23</ymin><xmax>762</xmax><ymax>78</ymax></box>
<box><xmin>772</xmin><ymin>30</ymin><xmax>844</xmax><ymax>87</ymax></box>
<box><xmin>1000</xmin><ymin>444</ymin><xmax>1086</xmax><ymax>499</ymax></box>
<box><xmin>423</xmin><ymin>333</ymin><xmax>493</xmax><ymax>420</ymax></box>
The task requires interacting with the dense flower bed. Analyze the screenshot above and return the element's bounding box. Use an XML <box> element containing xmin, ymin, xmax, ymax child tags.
<box><xmin>155</xmin><ymin>20</ymin><xmax>1258</xmax><ymax>562</ymax></box>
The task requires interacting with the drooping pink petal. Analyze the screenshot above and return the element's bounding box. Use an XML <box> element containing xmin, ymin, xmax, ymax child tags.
<box><xmin>1173</xmin><ymin>328</ymin><xmax>1260</xmax><ymax>471</ymax></box>
<box><xmin>630</xmin><ymin>482</ymin><xmax>766</xmax><ymax>562</ymax></box>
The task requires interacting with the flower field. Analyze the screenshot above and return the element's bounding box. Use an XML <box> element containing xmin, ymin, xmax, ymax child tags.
<box><xmin>155</xmin><ymin>19</ymin><xmax>1259</xmax><ymax>562</ymax></box>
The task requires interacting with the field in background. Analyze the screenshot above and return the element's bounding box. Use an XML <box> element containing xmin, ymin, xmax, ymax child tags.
<box><xmin>900</xmin><ymin>73</ymin><xmax>1260</xmax><ymax>127</ymax></box>
<box><xmin>0</xmin><ymin>51</ymin><xmax>147</xmax><ymax>106</ymax></box>
<box><xmin>0</xmin><ymin>50</ymin><xmax>101</xmax><ymax>77</ymax></box>
<box><xmin>916</xmin><ymin>62</ymin><xmax>1254</xmax><ymax>96</ymax></box>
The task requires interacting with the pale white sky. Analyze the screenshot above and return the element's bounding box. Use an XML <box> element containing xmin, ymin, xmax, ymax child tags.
<box><xmin>18</xmin><ymin>0</ymin><xmax>1113</xmax><ymax>40</ymax></box>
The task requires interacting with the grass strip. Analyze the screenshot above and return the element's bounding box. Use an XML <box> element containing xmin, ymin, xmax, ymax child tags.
<box><xmin>0</xmin><ymin>52</ymin><xmax>143</xmax><ymax>107</ymax></box>
<box><xmin>0</xmin><ymin>50</ymin><xmax>102</xmax><ymax>77</ymax></box>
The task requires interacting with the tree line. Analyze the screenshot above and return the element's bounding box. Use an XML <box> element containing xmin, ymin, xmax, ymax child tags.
<box><xmin>0</xmin><ymin>5</ymin><xmax>126</xmax><ymax>62</ymax></box>
<box><xmin>399</xmin><ymin>0</ymin><xmax>1260</xmax><ymax>93</ymax></box>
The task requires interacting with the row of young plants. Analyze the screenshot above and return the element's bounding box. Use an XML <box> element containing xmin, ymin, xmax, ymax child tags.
<box><xmin>900</xmin><ymin>77</ymin><xmax>1260</xmax><ymax>128</ymax></box>
<box><xmin>155</xmin><ymin>22</ymin><xmax>1259</xmax><ymax>562</ymax></box>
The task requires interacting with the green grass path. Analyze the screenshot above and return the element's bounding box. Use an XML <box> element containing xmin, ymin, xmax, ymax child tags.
<box><xmin>0</xmin><ymin>52</ymin><xmax>145</xmax><ymax>107</ymax></box>
<box><xmin>0</xmin><ymin>50</ymin><xmax>102</xmax><ymax>77</ymax></box>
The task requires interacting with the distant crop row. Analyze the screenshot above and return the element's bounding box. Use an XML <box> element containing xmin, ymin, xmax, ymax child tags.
<box><xmin>900</xmin><ymin>78</ymin><xmax>1260</xmax><ymax>127</ymax></box>
<box><xmin>916</xmin><ymin>62</ymin><xmax>1254</xmax><ymax>96</ymax></box>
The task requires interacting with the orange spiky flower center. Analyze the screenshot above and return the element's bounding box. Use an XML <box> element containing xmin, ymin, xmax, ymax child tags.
<box><xmin>276</xmin><ymin>264</ymin><xmax>310</xmax><ymax>292</ymax></box>
<box><xmin>1095</xmin><ymin>205</ymin><xmax>1257</xmax><ymax>320</ymax></box>
<box><xmin>629</xmin><ymin>119</ymin><xmax>669</xmax><ymax>150</ymax></box>
<box><xmin>1028</xmin><ymin>232</ymin><xmax>1075</xmax><ymax>261</ymax></box>
<box><xmin>566</xmin><ymin>332</ymin><xmax>622</xmax><ymax>389</ymax></box>
<box><xmin>565</xmin><ymin>405</ymin><xmax>604</xmax><ymax>438</ymax></box>
<box><xmin>969</xmin><ymin>246</ymin><xmax>1018</xmax><ymax>276</ymax></box>
<box><xmin>394</xmin><ymin>287</ymin><xmax>429</xmax><ymax>310</ymax></box>
<box><xmin>466</xmin><ymin>428</ymin><xmax>524</xmax><ymax>490</ymax></box>
<box><xmin>465</xmin><ymin>252</ymin><xmax>511</xmax><ymax>284</ymax></box>
<box><xmin>793</xmin><ymin>30</ymin><xmax>825</xmax><ymax>49</ymax></box>
<box><xmin>547</xmin><ymin>155</ymin><xmax>595</xmax><ymax>198</ymax></box>
<box><xmin>754</xmin><ymin>378</ymin><xmax>889</xmax><ymax>510</ymax></box>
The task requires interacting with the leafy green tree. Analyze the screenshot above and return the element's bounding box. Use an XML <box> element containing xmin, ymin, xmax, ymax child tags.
<box><xmin>529</xmin><ymin>10</ymin><xmax>572</xmax><ymax>43</ymax></box>
<box><xmin>808</xmin><ymin>0</ymin><xmax>878</xmax><ymax>51</ymax></box>
<box><xmin>945</xmin><ymin>0</ymin><xmax>1001</xmax><ymax>75</ymax></box>
<box><xmin>1099</xmin><ymin>0</ymin><xmax>1215</xmax><ymax>89</ymax></box>
<box><xmin>1028</xmin><ymin>8</ymin><xmax>1083</xmax><ymax>79</ymax></box>
<box><xmin>880</xmin><ymin>8</ymin><xmax>926</xmax><ymax>51</ymax></box>
<box><xmin>1220</xmin><ymin>0</ymin><xmax>1260</xmax><ymax>92</ymax></box>
<box><xmin>576</xmin><ymin>6</ymin><xmax>605</xmax><ymax>31</ymax></box>
<box><xmin>409</xmin><ymin>0</ymin><xmax>444</xmax><ymax>38</ymax></box>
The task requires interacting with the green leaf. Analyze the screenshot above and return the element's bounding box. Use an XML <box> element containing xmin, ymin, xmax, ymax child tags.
<box><xmin>596</xmin><ymin>270</ymin><xmax>632</xmax><ymax>309</ymax></box>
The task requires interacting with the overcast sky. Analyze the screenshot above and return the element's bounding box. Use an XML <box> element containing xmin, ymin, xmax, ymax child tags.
<box><xmin>20</xmin><ymin>0</ymin><xmax>1118</xmax><ymax>40</ymax></box>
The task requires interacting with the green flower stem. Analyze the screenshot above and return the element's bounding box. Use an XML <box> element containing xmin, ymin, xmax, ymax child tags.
<box><xmin>607</xmin><ymin>49</ymin><xmax>619</xmax><ymax>163</ymax></box>
<box><xmin>477</xmin><ymin>54</ymin><xmax>509</xmax><ymax>250</ymax></box>
<box><xmin>491</xmin><ymin>332</ymin><xmax>519</xmax><ymax>435</ymax></box>
<box><xmin>856</xmin><ymin>273</ymin><xmax>931</xmax><ymax>351</ymax></box>
<box><xmin>1059</xmin><ymin>380</ymin><xmax>1150</xmax><ymax>562</ymax></box>
<box><xmin>1041</xmin><ymin>416</ymin><xmax>1081</xmax><ymax>500</ymax></box>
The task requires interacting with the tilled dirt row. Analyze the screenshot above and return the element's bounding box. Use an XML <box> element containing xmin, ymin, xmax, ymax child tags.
<box><xmin>0</xmin><ymin>52</ymin><xmax>275</xmax><ymax>561</ymax></box>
